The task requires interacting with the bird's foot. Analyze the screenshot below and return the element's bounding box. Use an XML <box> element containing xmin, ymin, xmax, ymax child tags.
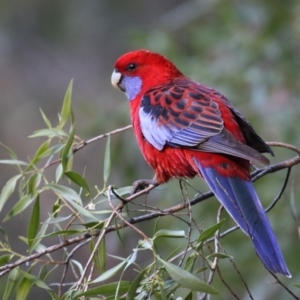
<box><xmin>131</xmin><ymin>178</ymin><xmax>159</xmax><ymax>195</ymax></box>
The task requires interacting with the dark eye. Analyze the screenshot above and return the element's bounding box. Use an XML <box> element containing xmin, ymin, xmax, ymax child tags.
<box><xmin>127</xmin><ymin>63</ymin><xmax>137</xmax><ymax>71</ymax></box>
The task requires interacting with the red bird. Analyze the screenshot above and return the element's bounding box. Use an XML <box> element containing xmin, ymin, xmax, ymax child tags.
<box><xmin>111</xmin><ymin>50</ymin><xmax>290</xmax><ymax>276</ymax></box>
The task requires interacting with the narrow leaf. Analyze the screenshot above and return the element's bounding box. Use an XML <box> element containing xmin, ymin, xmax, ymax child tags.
<box><xmin>71</xmin><ymin>260</ymin><xmax>83</xmax><ymax>276</ymax></box>
<box><xmin>64</xmin><ymin>198</ymin><xmax>98</xmax><ymax>220</ymax></box>
<box><xmin>55</xmin><ymin>164</ymin><xmax>63</xmax><ymax>183</ymax></box>
<box><xmin>28</xmin><ymin>140</ymin><xmax>50</xmax><ymax>167</ymax></box>
<box><xmin>38</xmin><ymin>265</ymin><xmax>48</xmax><ymax>281</ymax></box>
<box><xmin>159</xmin><ymin>258</ymin><xmax>218</xmax><ymax>294</ymax></box>
<box><xmin>16</xmin><ymin>277</ymin><xmax>32</xmax><ymax>300</ymax></box>
<box><xmin>27</xmin><ymin>195</ymin><xmax>40</xmax><ymax>252</ymax></box>
<box><xmin>39</xmin><ymin>108</ymin><xmax>52</xmax><ymax>128</ymax></box>
<box><xmin>103</xmin><ymin>135</ymin><xmax>111</xmax><ymax>186</ymax></box>
<box><xmin>47</xmin><ymin>184</ymin><xmax>82</xmax><ymax>204</ymax></box>
<box><xmin>4</xmin><ymin>193</ymin><xmax>37</xmax><ymax>222</ymax></box>
<box><xmin>206</xmin><ymin>253</ymin><xmax>232</xmax><ymax>260</ymax></box>
<box><xmin>0</xmin><ymin>142</ymin><xmax>18</xmax><ymax>160</ymax></box>
<box><xmin>75</xmin><ymin>281</ymin><xmax>131</xmax><ymax>298</ymax></box>
<box><xmin>61</xmin><ymin>125</ymin><xmax>75</xmax><ymax>171</ymax></box>
<box><xmin>29</xmin><ymin>128</ymin><xmax>67</xmax><ymax>138</ymax></box>
<box><xmin>91</xmin><ymin>236</ymin><xmax>106</xmax><ymax>274</ymax></box>
<box><xmin>0</xmin><ymin>255</ymin><xmax>12</xmax><ymax>267</ymax></box>
<box><xmin>65</xmin><ymin>171</ymin><xmax>90</xmax><ymax>193</ymax></box>
<box><xmin>0</xmin><ymin>174</ymin><xmax>22</xmax><ymax>212</ymax></box>
<box><xmin>41</xmin><ymin>229</ymin><xmax>82</xmax><ymax>238</ymax></box>
<box><xmin>0</xmin><ymin>159</ymin><xmax>28</xmax><ymax>166</ymax></box>
<box><xmin>126</xmin><ymin>269</ymin><xmax>147</xmax><ymax>300</ymax></box>
<box><xmin>92</xmin><ymin>259</ymin><xmax>127</xmax><ymax>283</ymax></box>
<box><xmin>3</xmin><ymin>268</ymin><xmax>19</xmax><ymax>300</ymax></box>
<box><xmin>59</xmin><ymin>79</ymin><xmax>73</xmax><ymax>128</ymax></box>
<box><xmin>27</xmin><ymin>173</ymin><xmax>42</xmax><ymax>195</ymax></box>
<box><xmin>197</xmin><ymin>219</ymin><xmax>225</xmax><ymax>242</ymax></box>
<box><xmin>17</xmin><ymin>269</ymin><xmax>51</xmax><ymax>290</ymax></box>
<box><xmin>153</xmin><ymin>229</ymin><xmax>185</xmax><ymax>240</ymax></box>
<box><xmin>29</xmin><ymin>219</ymin><xmax>49</xmax><ymax>254</ymax></box>
<box><xmin>43</xmin><ymin>214</ymin><xmax>72</xmax><ymax>224</ymax></box>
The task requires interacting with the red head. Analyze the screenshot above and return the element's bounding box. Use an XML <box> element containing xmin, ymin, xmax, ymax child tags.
<box><xmin>111</xmin><ymin>50</ymin><xmax>184</xmax><ymax>101</ymax></box>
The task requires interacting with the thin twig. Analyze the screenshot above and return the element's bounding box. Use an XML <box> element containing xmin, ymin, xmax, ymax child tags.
<box><xmin>270</xmin><ymin>273</ymin><xmax>300</xmax><ymax>300</ymax></box>
<box><xmin>0</xmin><ymin>142</ymin><xmax>299</xmax><ymax>279</ymax></box>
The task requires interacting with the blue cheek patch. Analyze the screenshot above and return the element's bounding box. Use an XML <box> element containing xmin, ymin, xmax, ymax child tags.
<box><xmin>122</xmin><ymin>76</ymin><xmax>142</xmax><ymax>101</ymax></box>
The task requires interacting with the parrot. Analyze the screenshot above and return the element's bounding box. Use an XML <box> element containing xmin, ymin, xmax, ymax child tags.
<box><xmin>111</xmin><ymin>49</ymin><xmax>290</xmax><ymax>276</ymax></box>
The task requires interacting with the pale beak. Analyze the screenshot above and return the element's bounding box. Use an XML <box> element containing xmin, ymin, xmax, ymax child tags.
<box><xmin>111</xmin><ymin>69</ymin><xmax>125</xmax><ymax>91</ymax></box>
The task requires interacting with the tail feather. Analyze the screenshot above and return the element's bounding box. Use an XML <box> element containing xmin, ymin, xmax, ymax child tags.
<box><xmin>195</xmin><ymin>159</ymin><xmax>290</xmax><ymax>277</ymax></box>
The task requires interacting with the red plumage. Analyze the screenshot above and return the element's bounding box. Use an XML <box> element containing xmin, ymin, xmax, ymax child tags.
<box><xmin>130</xmin><ymin>82</ymin><xmax>250</xmax><ymax>182</ymax></box>
<box><xmin>111</xmin><ymin>49</ymin><xmax>290</xmax><ymax>276</ymax></box>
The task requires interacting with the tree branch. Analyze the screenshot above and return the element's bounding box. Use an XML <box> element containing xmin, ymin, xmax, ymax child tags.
<box><xmin>0</xmin><ymin>141</ymin><xmax>299</xmax><ymax>277</ymax></box>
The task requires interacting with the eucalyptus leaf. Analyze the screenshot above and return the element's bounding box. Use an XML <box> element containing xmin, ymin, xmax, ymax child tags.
<box><xmin>0</xmin><ymin>174</ymin><xmax>22</xmax><ymax>212</ymax></box>
<box><xmin>4</xmin><ymin>193</ymin><xmax>37</xmax><ymax>222</ymax></box>
<box><xmin>158</xmin><ymin>258</ymin><xmax>218</xmax><ymax>294</ymax></box>
<box><xmin>27</xmin><ymin>195</ymin><xmax>40</xmax><ymax>252</ymax></box>
<box><xmin>59</xmin><ymin>79</ymin><xmax>73</xmax><ymax>128</ymax></box>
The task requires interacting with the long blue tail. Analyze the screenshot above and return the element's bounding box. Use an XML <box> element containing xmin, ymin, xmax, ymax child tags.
<box><xmin>195</xmin><ymin>160</ymin><xmax>290</xmax><ymax>277</ymax></box>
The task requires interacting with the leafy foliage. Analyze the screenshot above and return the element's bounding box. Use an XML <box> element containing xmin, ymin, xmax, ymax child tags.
<box><xmin>0</xmin><ymin>82</ymin><xmax>299</xmax><ymax>300</ymax></box>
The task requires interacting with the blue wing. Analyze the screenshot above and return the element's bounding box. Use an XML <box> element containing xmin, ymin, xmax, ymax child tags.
<box><xmin>195</xmin><ymin>160</ymin><xmax>290</xmax><ymax>276</ymax></box>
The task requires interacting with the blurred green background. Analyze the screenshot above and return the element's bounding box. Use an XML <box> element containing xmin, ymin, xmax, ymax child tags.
<box><xmin>0</xmin><ymin>0</ymin><xmax>299</xmax><ymax>299</ymax></box>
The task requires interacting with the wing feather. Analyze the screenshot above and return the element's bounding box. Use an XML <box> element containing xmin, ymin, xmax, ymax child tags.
<box><xmin>139</xmin><ymin>78</ymin><xmax>270</xmax><ymax>165</ymax></box>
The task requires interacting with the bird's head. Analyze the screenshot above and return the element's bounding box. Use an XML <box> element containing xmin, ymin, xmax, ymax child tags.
<box><xmin>111</xmin><ymin>49</ymin><xmax>183</xmax><ymax>101</ymax></box>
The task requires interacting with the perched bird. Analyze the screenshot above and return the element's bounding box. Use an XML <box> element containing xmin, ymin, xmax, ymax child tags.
<box><xmin>111</xmin><ymin>49</ymin><xmax>290</xmax><ymax>276</ymax></box>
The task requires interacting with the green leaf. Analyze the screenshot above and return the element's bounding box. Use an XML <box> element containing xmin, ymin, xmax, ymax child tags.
<box><xmin>0</xmin><ymin>159</ymin><xmax>28</xmax><ymax>166</ymax></box>
<box><xmin>17</xmin><ymin>269</ymin><xmax>52</xmax><ymax>290</ymax></box>
<box><xmin>197</xmin><ymin>219</ymin><xmax>225</xmax><ymax>243</ymax></box>
<box><xmin>91</xmin><ymin>236</ymin><xmax>106</xmax><ymax>274</ymax></box>
<box><xmin>47</xmin><ymin>184</ymin><xmax>82</xmax><ymax>204</ymax></box>
<box><xmin>44</xmin><ymin>214</ymin><xmax>72</xmax><ymax>224</ymax></box>
<box><xmin>59</xmin><ymin>79</ymin><xmax>73</xmax><ymax>128</ymax></box>
<box><xmin>0</xmin><ymin>255</ymin><xmax>12</xmax><ymax>267</ymax></box>
<box><xmin>3</xmin><ymin>268</ymin><xmax>19</xmax><ymax>300</ymax></box>
<box><xmin>41</xmin><ymin>144</ymin><xmax>64</xmax><ymax>157</ymax></box>
<box><xmin>0</xmin><ymin>227</ymin><xmax>9</xmax><ymax>243</ymax></box>
<box><xmin>39</xmin><ymin>108</ymin><xmax>52</xmax><ymax>128</ymax></box>
<box><xmin>29</xmin><ymin>128</ymin><xmax>68</xmax><ymax>138</ymax></box>
<box><xmin>206</xmin><ymin>253</ymin><xmax>232</xmax><ymax>260</ymax></box>
<box><xmin>103</xmin><ymin>135</ymin><xmax>111</xmax><ymax>186</ymax></box>
<box><xmin>70</xmin><ymin>201</ymin><xmax>98</xmax><ymax>220</ymax></box>
<box><xmin>27</xmin><ymin>173</ymin><xmax>42</xmax><ymax>195</ymax></box>
<box><xmin>92</xmin><ymin>259</ymin><xmax>127</xmax><ymax>283</ymax></box>
<box><xmin>38</xmin><ymin>265</ymin><xmax>48</xmax><ymax>281</ymax></box>
<box><xmin>4</xmin><ymin>193</ymin><xmax>37</xmax><ymax>222</ymax></box>
<box><xmin>71</xmin><ymin>260</ymin><xmax>83</xmax><ymax>276</ymax></box>
<box><xmin>41</xmin><ymin>229</ymin><xmax>82</xmax><ymax>238</ymax></box>
<box><xmin>184</xmin><ymin>291</ymin><xmax>193</xmax><ymax>300</ymax></box>
<box><xmin>61</xmin><ymin>125</ymin><xmax>75</xmax><ymax>171</ymax></box>
<box><xmin>82</xmin><ymin>221</ymin><xmax>105</xmax><ymax>230</ymax></box>
<box><xmin>16</xmin><ymin>277</ymin><xmax>32</xmax><ymax>300</ymax></box>
<box><xmin>27</xmin><ymin>140</ymin><xmax>50</xmax><ymax>168</ymax></box>
<box><xmin>0</xmin><ymin>174</ymin><xmax>22</xmax><ymax>212</ymax></box>
<box><xmin>65</xmin><ymin>171</ymin><xmax>90</xmax><ymax>193</ymax></box>
<box><xmin>27</xmin><ymin>195</ymin><xmax>40</xmax><ymax>252</ymax></box>
<box><xmin>75</xmin><ymin>281</ymin><xmax>131</xmax><ymax>298</ymax></box>
<box><xmin>158</xmin><ymin>258</ymin><xmax>218</xmax><ymax>295</ymax></box>
<box><xmin>29</xmin><ymin>220</ymin><xmax>49</xmax><ymax>254</ymax></box>
<box><xmin>153</xmin><ymin>229</ymin><xmax>185</xmax><ymax>240</ymax></box>
<box><xmin>55</xmin><ymin>163</ymin><xmax>63</xmax><ymax>183</ymax></box>
<box><xmin>0</xmin><ymin>142</ymin><xmax>18</xmax><ymax>160</ymax></box>
<box><xmin>126</xmin><ymin>268</ymin><xmax>147</xmax><ymax>300</ymax></box>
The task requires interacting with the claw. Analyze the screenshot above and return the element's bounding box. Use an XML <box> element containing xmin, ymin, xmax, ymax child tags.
<box><xmin>131</xmin><ymin>178</ymin><xmax>159</xmax><ymax>195</ymax></box>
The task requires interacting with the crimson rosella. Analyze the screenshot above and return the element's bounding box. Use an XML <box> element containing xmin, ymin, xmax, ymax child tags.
<box><xmin>111</xmin><ymin>49</ymin><xmax>290</xmax><ymax>276</ymax></box>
